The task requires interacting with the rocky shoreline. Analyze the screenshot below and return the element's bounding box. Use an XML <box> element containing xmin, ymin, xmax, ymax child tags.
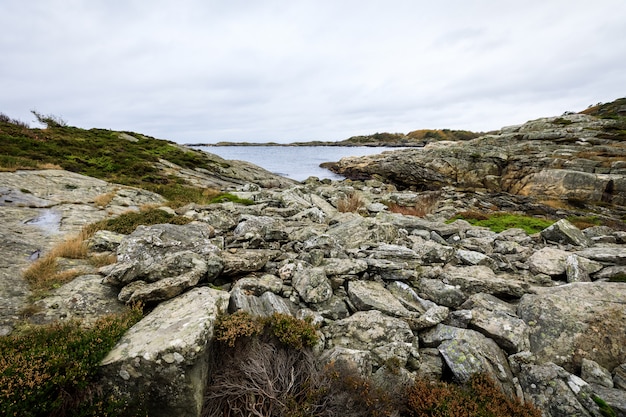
<box><xmin>1</xmin><ymin>104</ymin><xmax>625</xmax><ymax>416</ymax></box>
<box><xmin>2</xmin><ymin>167</ymin><xmax>624</xmax><ymax>416</ymax></box>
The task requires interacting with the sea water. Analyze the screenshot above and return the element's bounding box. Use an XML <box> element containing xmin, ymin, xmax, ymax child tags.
<box><xmin>193</xmin><ymin>146</ymin><xmax>400</xmax><ymax>182</ymax></box>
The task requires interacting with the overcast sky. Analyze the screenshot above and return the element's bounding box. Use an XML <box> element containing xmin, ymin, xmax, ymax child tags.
<box><xmin>2</xmin><ymin>1</ymin><xmax>625</xmax><ymax>143</ymax></box>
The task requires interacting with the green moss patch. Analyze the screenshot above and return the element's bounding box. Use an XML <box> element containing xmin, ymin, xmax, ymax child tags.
<box><xmin>449</xmin><ymin>212</ymin><xmax>554</xmax><ymax>234</ymax></box>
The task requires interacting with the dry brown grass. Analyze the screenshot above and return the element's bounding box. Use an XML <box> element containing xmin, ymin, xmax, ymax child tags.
<box><xmin>387</xmin><ymin>192</ymin><xmax>441</xmax><ymax>217</ymax></box>
<box><xmin>88</xmin><ymin>253</ymin><xmax>117</xmax><ymax>268</ymax></box>
<box><xmin>337</xmin><ymin>192</ymin><xmax>366</xmax><ymax>213</ymax></box>
<box><xmin>93</xmin><ymin>191</ymin><xmax>117</xmax><ymax>208</ymax></box>
<box><xmin>22</xmin><ymin>230</ymin><xmax>93</xmax><ymax>292</ymax></box>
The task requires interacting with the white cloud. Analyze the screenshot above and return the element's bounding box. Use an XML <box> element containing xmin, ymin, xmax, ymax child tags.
<box><xmin>1</xmin><ymin>0</ymin><xmax>625</xmax><ymax>142</ymax></box>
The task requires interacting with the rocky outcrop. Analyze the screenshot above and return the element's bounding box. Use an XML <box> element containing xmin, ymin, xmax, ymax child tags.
<box><xmin>323</xmin><ymin>113</ymin><xmax>626</xmax><ymax>210</ymax></box>
<box><xmin>3</xmin><ymin>151</ymin><xmax>626</xmax><ymax>416</ymax></box>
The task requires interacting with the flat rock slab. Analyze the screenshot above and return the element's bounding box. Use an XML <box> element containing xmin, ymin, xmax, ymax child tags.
<box><xmin>518</xmin><ymin>282</ymin><xmax>626</xmax><ymax>373</ymax></box>
<box><xmin>101</xmin><ymin>287</ymin><xmax>230</xmax><ymax>417</ymax></box>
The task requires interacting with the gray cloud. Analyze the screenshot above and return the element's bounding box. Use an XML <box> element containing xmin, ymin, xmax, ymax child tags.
<box><xmin>1</xmin><ymin>0</ymin><xmax>625</xmax><ymax>143</ymax></box>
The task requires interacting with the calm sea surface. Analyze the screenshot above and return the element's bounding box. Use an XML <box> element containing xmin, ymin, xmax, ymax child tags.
<box><xmin>193</xmin><ymin>146</ymin><xmax>401</xmax><ymax>182</ymax></box>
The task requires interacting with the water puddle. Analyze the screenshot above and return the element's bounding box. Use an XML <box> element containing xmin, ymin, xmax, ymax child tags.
<box><xmin>24</xmin><ymin>209</ymin><xmax>62</xmax><ymax>234</ymax></box>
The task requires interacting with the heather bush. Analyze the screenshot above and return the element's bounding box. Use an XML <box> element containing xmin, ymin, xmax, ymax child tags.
<box><xmin>0</xmin><ymin>305</ymin><xmax>143</xmax><ymax>417</ymax></box>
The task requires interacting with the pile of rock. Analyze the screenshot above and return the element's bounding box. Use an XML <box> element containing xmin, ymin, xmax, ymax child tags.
<box><xmin>56</xmin><ymin>179</ymin><xmax>626</xmax><ymax>417</ymax></box>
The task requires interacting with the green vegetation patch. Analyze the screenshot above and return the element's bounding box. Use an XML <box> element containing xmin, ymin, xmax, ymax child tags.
<box><xmin>92</xmin><ymin>207</ymin><xmax>192</xmax><ymax>235</ymax></box>
<box><xmin>449</xmin><ymin>211</ymin><xmax>554</xmax><ymax>234</ymax></box>
<box><xmin>0</xmin><ymin>306</ymin><xmax>143</xmax><ymax>417</ymax></box>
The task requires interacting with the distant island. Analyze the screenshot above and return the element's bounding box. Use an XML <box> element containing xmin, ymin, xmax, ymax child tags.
<box><xmin>186</xmin><ymin>129</ymin><xmax>482</xmax><ymax>147</ymax></box>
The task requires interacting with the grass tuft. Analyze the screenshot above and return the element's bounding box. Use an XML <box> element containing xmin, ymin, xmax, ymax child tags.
<box><xmin>337</xmin><ymin>192</ymin><xmax>366</xmax><ymax>213</ymax></box>
<box><xmin>448</xmin><ymin>211</ymin><xmax>554</xmax><ymax>234</ymax></box>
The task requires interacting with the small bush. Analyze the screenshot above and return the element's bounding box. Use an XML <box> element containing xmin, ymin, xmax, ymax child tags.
<box><xmin>337</xmin><ymin>192</ymin><xmax>365</xmax><ymax>213</ymax></box>
<box><xmin>265</xmin><ymin>313</ymin><xmax>318</xmax><ymax>350</ymax></box>
<box><xmin>0</xmin><ymin>305</ymin><xmax>143</xmax><ymax>417</ymax></box>
<box><xmin>92</xmin><ymin>207</ymin><xmax>192</xmax><ymax>235</ymax></box>
<box><xmin>405</xmin><ymin>374</ymin><xmax>541</xmax><ymax>417</ymax></box>
<box><xmin>213</xmin><ymin>311</ymin><xmax>264</xmax><ymax>347</ymax></box>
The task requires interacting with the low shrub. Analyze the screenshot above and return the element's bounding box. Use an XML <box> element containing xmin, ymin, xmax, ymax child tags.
<box><xmin>91</xmin><ymin>207</ymin><xmax>192</xmax><ymax>235</ymax></box>
<box><xmin>405</xmin><ymin>374</ymin><xmax>541</xmax><ymax>417</ymax></box>
<box><xmin>0</xmin><ymin>305</ymin><xmax>143</xmax><ymax>417</ymax></box>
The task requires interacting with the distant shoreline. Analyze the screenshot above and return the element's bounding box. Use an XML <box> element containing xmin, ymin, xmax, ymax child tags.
<box><xmin>186</xmin><ymin>141</ymin><xmax>423</xmax><ymax>148</ymax></box>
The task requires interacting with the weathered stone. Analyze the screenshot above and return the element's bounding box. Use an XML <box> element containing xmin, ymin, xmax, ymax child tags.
<box><xmin>441</xmin><ymin>265</ymin><xmax>530</xmax><ymax>298</ymax></box>
<box><xmin>231</xmin><ymin>274</ymin><xmax>283</xmax><ymax>296</ymax></box>
<box><xmin>417</xmin><ymin>278</ymin><xmax>467</xmax><ymax>308</ymax></box>
<box><xmin>365</xmin><ymin>258</ymin><xmax>419</xmax><ymax>281</ymax></box>
<box><xmin>577</xmin><ymin>247</ymin><xmax>626</xmax><ymax>265</ymax></box>
<box><xmin>88</xmin><ymin>230</ymin><xmax>126</xmax><ymax>252</ymax></box>
<box><xmin>321</xmin><ymin>258</ymin><xmax>368</xmax><ymax>276</ymax></box>
<box><xmin>461</xmin><ymin>293</ymin><xmax>529</xmax><ymax>354</ymax></box>
<box><xmin>566</xmin><ymin>254</ymin><xmax>591</xmax><ymax>282</ymax></box>
<box><xmin>115</xmin><ymin>251</ymin><xmax>214</xmax><ymax>304</ymax></box>
<box><xmin>412</xmin><ymin>239</ymin><xmax>456</xmax><ymax>264</ymax></box>
<box><xmin>518</xmin><ymin>362</ymin><xmax>599</xmax><ymax>417</ymax></box>
<box><xmin>387</xmin><ymin>280</ymin><xmax>435</xmax><ymax>314</ymax></box>
<box><xmin>518</xmin><ymin>282</ymin><xmax>626</xmax><ymax>372</ymax></box>
<box><xmin>541</xmin><ymin>219</ymin><xmax>592</xmax><ymax>247</ymax></box>
<box><xmin>528</xmin><ymin>247</ymin><xmax>569</xmax><ymax>276</ymax></box>
<box><xmin>415</xmin><ymin>348</ymin><xmax>443</xmax><ymax>380</ymax></box>
<box><xmin>423</xmin><ymin>324</ymin><xmax>516</xmax><ymax>397</ymax></box>
<box><xmin>324</xmin><ymin>310</ymin><xmax>416</xmax><ymax>367</ymax></box>
<box><xmin>292</xmin><ymin>263</ymin><xmax>333</xmax><ymax>304</ymax></box>
<box><xmin>327</xmin><ymin>215</ymin><xmax>398</xmax><ymax>249</ymax></box>
<box><xmin>581</xmin><ymin>358</ymin><xmax>614</xmax><ymax>388</ymax></box>
<box><xmin>228</xmin><ymin>287</ymin><xmax>293</xmax><ymax>317</ymax></box>
<box><xmin>319</xmin><ymin>347</ymin><xmax>373</xmax><ymax>377</ymax></box>
<box><xmin>310</xmin><ymin>295</ymin><xmax>350</xmax><ymax>320</ymax></box>
<box><xmin>589</xmin><ymin>384</ymin><xmax>626</xmax><ymax>417</ymax></box>
<box><xmin>220</xmin><ymin>249</ymin><xmax>275</xmax><ymax>277</ymax></box>
<box><xmin>407</xmin><ymin>305</ymin><xmax>449</xmax><ymax>330</ymax></box>
<box><xmin>30</xmin><ymin>274</ymin><xmax>126</xmax><ymax>325</ymax></box>
<box><xmin>593</xmin><ymin>265</ymin><xmax>626</xmax><ymax>281</ymax></box>
<box><xmin>456</xmin><ymin>249</ymin><xmax>495</xmax><ymax>267</ymax></box>
<box><xmin>347</xmin><ymin>280</ymin><xmax>413</xmax><ymax>318</ymax></box>
<box><xmin>613</xmin><ymin>364</ymin><xmax>626</xmax><ymax>390</ymax></box>
<box><xmin>101</xmin><ymin>287</ymin><xmax>230</xmax><ymax>417</ymax></box>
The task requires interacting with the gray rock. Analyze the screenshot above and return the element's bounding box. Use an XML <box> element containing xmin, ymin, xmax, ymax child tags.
<box><xmin>347</xmin><ymin>280</ymin><xmax>413</xmax><ymax>318</ymax></box>
<box><xmin>528</xmin><ymin>247</ymin><xmax>570</xmax><ymax>276</ymax></box>
<box><xmin>412</xmin><ymin>239</ymin><xmax>456</xmax><ymax>264</ymax></box>
<box><xmin>365</xmin><ymin>258</ymin><xmax>419</xmax><ymax>281</ymax></box>
<box><xmin>593</xmin><ymin>265</ymin><xmax>626</xmax><ymax>281</ymax></box>
<box><xmin>319</xmin><ymin>347</ymin><xmax>373</xmax><ymax>377</ymax></box>
<box><xmin>88</xmin><ymin>230</ymin><xmax>126</xmax><ymax>252</ymax></box>
<box><xmin>387</xmin><ymin>280</ymin><xmax>435</xmax><ymax>314</ymax></box>
<box><xmin>577</xmin><ymin>247</ymin><xmax>626</xmax><ymax>265</ymax></box>
<box><xmin>518</xmin><ymin>362</ymin><xmax>599</xmax><ymax>417</ymax></box>
<box><xmin>115</xmin><ymin>251</ymin><xmax>215</xmax><ymax>304</ymax></box>
<box><xmin>229</xmin><ymin>287</ymin><xmax>293</xmax><ymax>317</ymax></box>
<box><xmin>321</xmin><ymin>258</ymin><xmax>368</xmax><ymax>276</ymax></box>
<box><xmin>518</xmin><ymin>282</ymin><xmax>626</xmax><ymax>372</ymax></box>
<box><xmin>566</xmin><ymin>254</ymin><xmax>591</xmax><ymax>282</ymax></box>
<box><xmin>581</xmin><ymin>358</ymin><xmax>614</xmax><ymax>388</ymax></box>
<box><xmin>324</xmin><ymin>310</ymin><xmax>417</xmax><ymax>368</ymax></box>
<box><xmin>613</xmin><ymin>364</ymin><xmax>626</xmax><ymax>390</ymax></box>
<box><xmin>101</xmin><ymin>287</ymin><xmax>230</xmax><ymax>417</ymax></box>
<box><xmin>441</xmin><ymin>265</ymin><xmax>530</xmax><ymax>298</ymax></box>
<box><xmin>461</xmin><ymin>293</ymin><xmax>530</xmax><ymax>354</ymax></box>
<box><xmin>310</xmin><ymin>295</ymin><xmax>350</xmax><ymax>320</ymax></box>
<box><xmin>220</xmin><ymin>249</ymin><xmax>276</xmax><ymax>277</ymax></box>
<box><xmin>589</xmin><ymin>384</ymin><xmax>626</xmax><ymax>417</ymax></box>
<box><xmin>231</xmin><ymin>274</ymin><xmax>283</xmax><ymax>296</ymax></box>
<box><xmin>424</xmin><ymin>324</ymin><xmax>516</xmax><ymax>397</ymax></box>
<box><xmin>541</xmin><ymin>219</ymin><xmax>592</xmax><ymax>247</ymax></box>
<box><xmin>417</xmin><ymin>278</ymin><xmax>467</xmax><ymax>308</ymax></box>
<box><xmin>292</xmin><ymin>263</ymin><xmax>333</xmax><ymax>304</ymax></box>
<box><xmin>30</xmin><ymin>274</ymin><xmax>126</xmax><ymax>325</ymax></box>
<box><xmin>415</xmin><ymin>348</ymin><xmax>443</xmax><ymax>380</ymax></box>
<box><xmin>456</xmin><ymin>249</ymin><xmax>495</xmax><ymax>268</ymax></box>
<box><xmin>407</xmin><ymin>305</ymin><xmax>449</xmax><ymax>330</ymax></box>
